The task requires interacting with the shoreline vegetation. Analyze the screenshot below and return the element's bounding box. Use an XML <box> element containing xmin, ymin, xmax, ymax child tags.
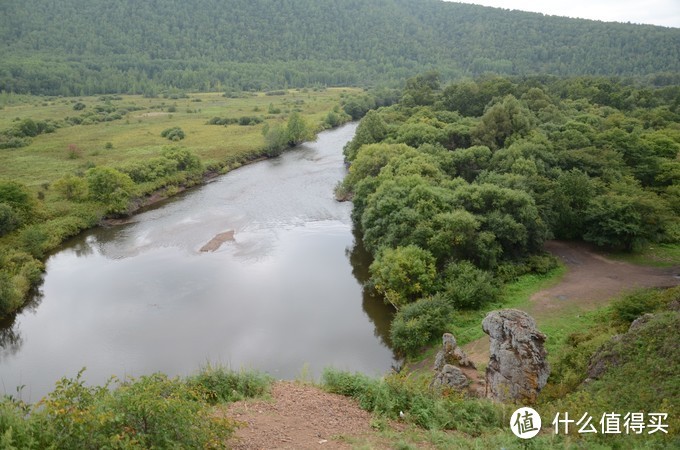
<box><xmin>1</xmin><ymin>73</ymin><xmax>679</xmax><ymax>448</ymax></box>
<box><xmin>0</xmin><ymin>87</ymin><xmax>396</xmax><ymax>318</ymax></box>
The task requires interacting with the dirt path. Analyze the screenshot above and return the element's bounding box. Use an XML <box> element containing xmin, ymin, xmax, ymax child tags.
<box><xmin>223</xmin><ymin>381</ymin><xmax>383</xmax><ymax>449</ymax></box>
<box><xmin>463</xmin><ymin>240</ymin><xmax>680</xmax><ymax>365</ymax></box>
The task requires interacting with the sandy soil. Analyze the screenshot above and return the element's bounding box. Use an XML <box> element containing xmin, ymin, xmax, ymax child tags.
<box><xmin>200</xmin><ymin>230</ymin><xmax>235</xmax><ymax>252</ymax></box>
<box><xmin>223</xmin><ymin>381</ymin><xmax>380</xmax><ymax>449</ymax></box>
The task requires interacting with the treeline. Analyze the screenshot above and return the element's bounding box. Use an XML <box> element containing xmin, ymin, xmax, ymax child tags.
<box><xmin>1</xmin><ymin>0</ymin><xmax>680</xmax><ymax>95</ymax></box>
<box><xmin>339</xmin><ymin>74</ymin><xmax>680</xmax><ymax>354</ymax></box>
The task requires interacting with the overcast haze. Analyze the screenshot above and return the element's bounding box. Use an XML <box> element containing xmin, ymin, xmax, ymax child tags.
<box><xmin>449</xmin><ymin>1</ymin><xmax>680</xmax><ymax>28</ymax></box>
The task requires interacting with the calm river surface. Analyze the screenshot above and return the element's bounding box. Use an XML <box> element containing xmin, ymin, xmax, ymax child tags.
<box><xmin>0</xmin><ymin>123</ymin><xmax>397</xmax><ymax>401</ymax></box>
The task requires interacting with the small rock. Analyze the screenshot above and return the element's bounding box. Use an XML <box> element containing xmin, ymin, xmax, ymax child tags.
<box><xmin>629</xmin><ymin>313</ymin><xmax>655</xmax><ymax>331</ymax></box>
<box><xmin>432</xmin><ymin>364</ymin><xmax>470</xmax><ymax>390</ymax></box>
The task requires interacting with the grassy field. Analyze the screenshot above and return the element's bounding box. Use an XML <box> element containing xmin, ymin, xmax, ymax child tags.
<box><xmin>0</xmin><ymin>88</ymin><xmax>359</xmax><ymax>317</ymax></box>
<box><xmin>0</xmin><ymin>88</ymin><xmax>359</xmax><ymax>188</ymax></box>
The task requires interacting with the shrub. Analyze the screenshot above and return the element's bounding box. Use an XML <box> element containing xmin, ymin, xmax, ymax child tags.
<box><xmin>611</xmin><ymin>287</ymin><xmax>676</xmax><ymax>324</ymax></box>
<box><xmin>160</xmin><ymin>126</ymin><xmax>185</xmax><ymax>141</ymax></box>
<box><xmin>86</xmin><ymin>167</ymin><xmax>135</xmax><ymax>214</ymax></box>
<box><xmin>22</xmin><ymin>371</ymin><xmax>236</xmax><ymax>449</ymax></box>
<box><xmin>53</xmin><ymin>174</ymin><xmax>88</xmax><ymax>201</ymax></box>
<box><xmin>188</xmin><ymin>365</ymin><xmax>272</xmax><ymax>404</ymax></box>
<box><xmin>369</xmin><ymin>245</ymin><xmax>438</xmax><ymax>309</ymax></box>
<box><xmin>161</xmin><ymin>147</ymin><xmax>201</xmax><ymax>172</ymax></box>
<box><xmin>442</xmin><ymin>261</ymin><xmax>499</xmax><ymax>309</ymax></box>
<box><xmin>72</xmin><ymin>102</ymin><xmax>86</xmax><ymax>111</ymax></box>
<box><xmin>322</xmin><ymin>369</ymin><xmax>504</xmax><ymax>433</ymax></box>
<box><xmin>390</xmin><ymin>295</ymin><xmax>454</xmax><ymax>356</ymax></box>
<box><xmin>0</xmin><ymin>202</ymin><xmax>21</xmax><ymax>236</ymax></box>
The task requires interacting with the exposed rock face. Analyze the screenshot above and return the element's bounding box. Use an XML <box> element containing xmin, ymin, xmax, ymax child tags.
<box><xmin>482</xmin><ymin>309</ymin><xmax>550</xmax><ymax>403</ymax></box>
<box><xmin>431</xmin><ymin>333</ymin><xmax>474</xmax><ymax>391</ymax></box>
<box><xmin>432</xmin><ymin>364</ymin><xmax>469</xmax><ymax>390</ymax></box>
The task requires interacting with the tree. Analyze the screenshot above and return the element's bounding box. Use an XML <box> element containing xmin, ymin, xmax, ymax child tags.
<box><xmin>286</xmin><ymin>112</ymin><xmax>312</xmax><ymax>146</ymax></box>
<box><xmin>442</xmin><ymin>260</ymin><xmax>499</xmax><ymax>309</ymax></box>
<box><xmin>369</xmin><ymin>245</ymin><xmax>438</xmax><ymax>310</ymax></box>
<box><xmin>584</xmin><ymin>180</ymin><xmax>669</xmax><ymax>251</ymax></box>
<box><xmin>343</xmin><ymin>110</ymin><xmax>387</xmax><ymax>161</ymax></box>
<box><xmin>473</xmin><ymin>95</ymin><xmax>534</xmax><ymax>150</ymax></box>
<box><xmin>86</xmin><ymin>167</ymin><xmax>135</xmax><ymax>214</ymax></box>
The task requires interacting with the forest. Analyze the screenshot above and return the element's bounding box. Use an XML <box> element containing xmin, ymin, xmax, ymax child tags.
<box><xmin>1</xmin><ymin>0</ymin><xmax>680</xmax><ymax>95</ymax></box>
<box><xmin>338</xmin><ymin>73</ymin><xmax>680</xmax><ymax>354</ymax></box>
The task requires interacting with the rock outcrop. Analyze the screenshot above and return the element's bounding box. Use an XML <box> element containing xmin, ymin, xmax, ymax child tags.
<box><xmin>482</xmin><ymin>309</ymin><xmax>550</xmax><ymax>403</ymax></box>
<box><xmin>431</xmin><ymin>333</ymin><xmax>474</xmax><ymax>390</ymax></box>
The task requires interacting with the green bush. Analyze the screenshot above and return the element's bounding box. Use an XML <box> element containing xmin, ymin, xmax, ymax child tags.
<box><xmin>612</xmin><ymin>287</ymin><xmax>678</xmax><ymax>323</ymax></box>
<box><xmin>53</xmin><ymin>174</ymin><xmax>88</xmax><ymax>201</ymax></box>
<box><xmin>442</xmin><ymin>260</ymin><xmax>499</xmax><ymax>309</ymax></box>
<box><xmin>369</xmin><ymin>245</ymin><xmax>438</xmax><ymax>309</ymax></box>
<box><xmin>86</xmin><ymin>167</ymin><xmax>135</xmax><ymax>214</ymax></box>
<box><xmin>19</xmin><ymin>225</ymin><xmax>50</xmax><ymax>259</ymax></box>
<box><xmin>322</xmin><ymin>369</ymin><xmax>504</xmax><ymax>434</ymax></box>
<box><xmin>188</xmin><ymin>365</ymin><xmax>272</xmax><ymax>405</ymax></box>
<box><xmin>160</xmin><ymin>126</ymin><xmax>185</xmax><ymax>141</ymax></box>
<box><xmin>0</xmin><ymin>203</ymin><xmax>21</xmax><ymax>236</ymax></box>
<box><xmin>0</xmin><ymin>370</ymin><xmax>237</xmax><ymax>449</ymax></box>
<box><xmin>389</xmin><ymin>295</ymin><xmax>454</xmax><ymax>356</ymax></box>
<box><xmin>161</xmin><ymin>147</ymin><xmax>201</xmax><ymax>172</ymax></box>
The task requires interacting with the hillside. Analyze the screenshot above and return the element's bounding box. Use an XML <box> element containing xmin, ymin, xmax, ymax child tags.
<box><xmin>1</xmin><ymin>0</ymin><xmax>679</xmax><ymax>95</ymax></box>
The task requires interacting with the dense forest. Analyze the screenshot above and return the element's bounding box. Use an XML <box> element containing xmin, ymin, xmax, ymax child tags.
<box><xmin>1</xmin><ymin>0</ymin><xmax>679</xmax><ymax>95</ymax></box>
<box><xmin>338</xmin><ymin>73</ymin><xmax>680</xmax><ymax>353</ymax></box>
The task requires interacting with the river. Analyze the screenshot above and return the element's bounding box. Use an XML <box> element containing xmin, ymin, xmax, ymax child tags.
<box><xmin>0</xmin><ymin>123</ymin><xmax>397</xmax><ymax>402</ymax></box>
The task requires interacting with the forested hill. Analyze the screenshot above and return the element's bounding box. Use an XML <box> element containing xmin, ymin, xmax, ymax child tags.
<box><xmin>1</xmin><ymin>0</ymin><xmax>679</xmax><ymax>95</ymax></box>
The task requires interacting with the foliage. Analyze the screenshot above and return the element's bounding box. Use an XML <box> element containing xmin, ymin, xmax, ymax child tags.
<box><xmin>389</xmin><ymin>295</ymin><xmax>454</xmax><ymax>356</ymax></box>
<box><xmin>322</xmin><ymin>369</ymin><xmax>505</xmax><ymax>434</ymax></box>
<box><xmin>53</xmin><ymin>174</ymin><xmax>88</xmax><ymax>201</ymax></box>
<box><xmin>441</xmin><ymin>261</ymin><xmax>499</xmax><ymax>309</ymax></box>
<box><xmin>285</xmin><ymin>111</ymin><xmax>312</xmax><ymax>146</ymax></box>
<box><xmin>86</xmin><ymin>167</ymin><xmax>135</xmax><ymax>214</ymax></box>
<box><xmin>611</xmin><ymin>287</ymin><xmax>677</xmax><ymax>324</ymax></box>
<box><xmin>369</xmin><ymin>245</ymin><xmax>438</xmax><ymax>309</ymax></box>
<box><xmin>160</xmin><ymin>126</ymin><xmax>186</xmax><ymax>141</ymax></box>
<box><xmin>0</xmin><ymin>370</ymin><xmax>238</xmax><ymax>449</ymax></box>
<box><xmin>188</xmin><ymin>365</ymin><xmax>273</xmax><ymax>404</ymax></box>
<box><xmin>2</xmin><ymin>1</ymin><xmax>680</xmax><ymax>96</ymax></box>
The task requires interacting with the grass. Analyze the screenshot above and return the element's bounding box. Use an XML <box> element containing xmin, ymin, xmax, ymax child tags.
<box><xmin>604</xmin><ymin>242</ymin><xmax>680</xmax><ymax>267</ymax></box>
<box><xmin>446</xmin><ymin>264</ymin><xmax>568</xmax><ymax>348</ymax></box>
<box><xmin>0</xmin><ymin>89</ymin><xmax>359</xmax><ymax>188</ymax></box>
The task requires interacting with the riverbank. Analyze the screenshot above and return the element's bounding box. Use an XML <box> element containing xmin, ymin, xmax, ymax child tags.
<box><xmin>0</xmin><ymin>88</ymin><xmax>359</xmax><ymax>317</ymax></box>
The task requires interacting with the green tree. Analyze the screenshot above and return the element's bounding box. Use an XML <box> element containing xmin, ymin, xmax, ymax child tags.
<box><xmin>286</xmin><ymin>111</ymin><xmax>312</xmax><ymax>146</ymax></box>
<box><xmin>369</xmin><ymin>245</ymin><xmax>438</xmax><ymax>310</ymax></box>
<box><xmin>441</xmin><ymin>260</ymin><xmax>499</xmax><ymax>309</ymax></box>
<box><xmin>473</xmin><ymin>95</ymin><xmax>534</xmax><ymax>150</ymax></box>
<box><xmin>343</xmin><ymin>110</ymin><xmax>388</xmax><ymax>161</ymax></box>
<box><xmin>86</xmin><ymin>167</ymin><xmax>135</xmax><ymax>214</ymax></box>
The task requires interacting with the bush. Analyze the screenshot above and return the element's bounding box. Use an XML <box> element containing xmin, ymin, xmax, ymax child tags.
<box><xmin>612</xmin><ymin>287</ymin><xmax>677</xmax><ymax>323</ymax></box>
<box><xmin>161</xmin><ymin>147</ymin><xmax>201</xmax><ymax>172</ymax></box>
<box><xmin>390</xmin><ymin>295</ymin><xmax>454</xmax><ymax>356</ymax></box>
<box><xmin>0</xmin><ymin>202</ymin><xmax>21</xmax><ymax>236</ymax></box>
<box><xmin>442</xmin><ymin>261</ymin><xmax>499</xmax><ymax>309</ymax></box>
<box><xmin>20</xmin><ymin>225</ymin><xmax>50</xmax><ymax>258</ymax></box>
<box><xmin>86</xmin><ymin>167</ymin><xmax>135</xmax><ymax>214</ymax></box>
<box><xmin>322</xmin><ymin>369</ymin><xmax>504</xmax><ymax>433</ymax></box>
<box><xmin>369</xmin><ymin>245</ymin><xmax>438</xmax><ymax>309</ymax></box>
<box><xmin>188</xmin><ymin>365</ymin><xmax>272</xmax><ymax>404</ymax></box>
<box><xmin>160</xmin><ymin>126</ymin><xmax>185</xmax><ymax>141</ymax></box>
<box><xmin>53</xmin><ymin>174</ymin><xmax>88</xmax><ymax>201</ymax></box>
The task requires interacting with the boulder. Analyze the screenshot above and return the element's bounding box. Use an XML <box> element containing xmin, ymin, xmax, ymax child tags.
<box><xmin>432</xmin><ymin>364</ymin><xmax>469</xmax><ymax>390</ymax></box>
<box><xmin>482</xmin><ymin>309</ymin><xmax>550</xmax><ymax>403</ymax></box>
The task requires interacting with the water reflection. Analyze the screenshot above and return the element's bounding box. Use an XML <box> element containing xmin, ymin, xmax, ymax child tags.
<box><xmin>0</xmin><ymin>123</ymin><xmax>398</xmax><ymax>400</ymax></box>
<box><xmin>346</xmin><ymin>226</ymin><xmax>395</xmax><ymax>349</ymax></box>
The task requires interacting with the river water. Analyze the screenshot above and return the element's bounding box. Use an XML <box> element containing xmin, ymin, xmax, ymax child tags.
<box><xmin>0</xmin><ymin>123</ymin><xmax>397</xmax><ymax>401</ymax></box>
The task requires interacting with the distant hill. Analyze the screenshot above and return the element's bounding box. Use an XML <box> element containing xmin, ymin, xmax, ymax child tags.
<box><xmin>1</xmin><ymin>0</ymin><xmax>679</xmax><ymax>95</ymax></box>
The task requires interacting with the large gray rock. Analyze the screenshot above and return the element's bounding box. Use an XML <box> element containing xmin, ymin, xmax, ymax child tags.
<box><xmin>432</xmin><ymin>364</ymin><xmax>469</xmax><ymax>390</ymax></box>
<box><xmin>482</xmin><ymin>309</ymin><xmax>550</xmax><ymax>403</ymax></box>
